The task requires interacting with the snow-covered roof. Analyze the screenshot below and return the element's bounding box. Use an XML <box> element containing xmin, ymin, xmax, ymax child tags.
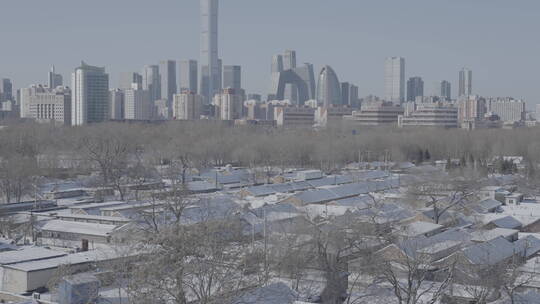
<box><xmin>39</xmin><ymin>220</ymin><xmax>117</xmax><ymax>237</ymax></box>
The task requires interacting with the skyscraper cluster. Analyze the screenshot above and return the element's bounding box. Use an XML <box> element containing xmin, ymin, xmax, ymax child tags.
<box><xmin>0</xmin><ymin>0</ymin><xmax>532</xmax><ymax>130</ymax></box>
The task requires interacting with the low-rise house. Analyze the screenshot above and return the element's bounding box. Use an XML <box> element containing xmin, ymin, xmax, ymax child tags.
<box><xmin>472</xmin><ymin>198</ymin><xmax>503</xmax><ymax>214</ymax></box>
<box><xmin>53</xmin><ymin>213</ymin><xmax>131</xmax><ymax>226</ymax></box>
<box><xmin>471</xmin><ymin>228</ymin><xmax>519</xmax><ymax>243</ymax></box>
<box><xmin>484</xmin><ymin>215</ymin><xmax>523</xmax><ymax>230</ymax></box>
<box><xmin>506</xmin><ymin>193</ymin><xmax>525</xmax><ymax>205</ymax></box>
<box><xmin>398</xmin><ymin>221</ymin><xmax>444</xmax><ymax>238</ymax></box>
<box><xmin>69</xmin><ymin>201</ymin><xmax>127</xmax><ymax>216</ymax></box>
<box><xmin>37</xmin><ymin>220</ymin><xmax>119</xmax><ymax>248</ymax></box>
<box><xmin>479</xmin><ymin>186</ymin><xmax>508</xmax><ymax>202</ymax></box>
<box><xmin>1</xmin><ymin>248</ymin><xmax>136</xmax><ymax>293</ymax></box>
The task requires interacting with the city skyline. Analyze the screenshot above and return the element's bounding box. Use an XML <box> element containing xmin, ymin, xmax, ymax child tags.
<box><xmin>1</xmin><ymin>0</ymin><xmax>540</xmax><ymax>108</ymax></box>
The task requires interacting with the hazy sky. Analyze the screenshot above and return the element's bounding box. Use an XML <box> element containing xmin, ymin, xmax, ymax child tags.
<box><xmin>1</xmin><ymin>0</ymin><xmax>539</xmax><ymax>108</ymax></box>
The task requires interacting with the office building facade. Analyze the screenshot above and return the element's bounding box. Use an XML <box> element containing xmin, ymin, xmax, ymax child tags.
<box><xmin>384</xmin><ymin>57</ymin><xmax>405</xmax><ymax>103</ymax></box>
<box><xmin>71</xmin><ymin>62</ymin><xmax>109</xmax><ymax>125</ymax></box>
<box><xmin>200</xmin><ymin>0</ymin><xmax>220</xmax><ymax>102</ymax></box>
<box><xmin>109</xmin><ymin>89</ymin><xmax>124</xmax><ymax>120</ymax></box>
<box><xmin>407</xmin><ymin>77</ymin><xmax>424</xmax><ymax>102</ymax></box>
<box><xmin>316</xmin><ymin>65</ymin><xmax>342</xmax><ymax>107</ymax></box>
<box><xmin>124</xmin><ymin>87</ymin><xmax>152</xmax><ymax>120</ymax></box>
<box><xmin>142</xmin><ymin>65</ymin><xmax>161</xmax><ymax>103</ymax></box>
<box><xmin>173</xmin><ymin>91</ymin><xmax>202</xmax><ymax>120</ymax></box>
<box><xmin>223</xmin><ymin>65</ymin><xmax>241</xmax><ymax>90</ymax></box>
<box><xmin>213</xmin><ymin>88</ymin><xmax>243</xmax><ymax>120</ymax></box>
<box><xmin>179</xmin><ymin>60</ymin><xmax>198</xmax><ymax>93</ymax></box>
<box><xmin>48</xmin><ymin>66</ymin><xmax>63</xmax><ymax>89</ymax></box>
<box><xmin>459</xmin><ymin>68</ymin><xmax>472</xmax><ymax>96</ymax></box>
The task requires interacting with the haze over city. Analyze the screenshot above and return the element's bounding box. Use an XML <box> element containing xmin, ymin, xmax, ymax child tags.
<box><xmin>2</xmin><ymin>0</ymin><xmax>540</xmax><ymax>107</ymax></box>
<box><xmin>3</xmin><ymin>1</ymin><xmax>540</xmax><ymax>304</ymax></box>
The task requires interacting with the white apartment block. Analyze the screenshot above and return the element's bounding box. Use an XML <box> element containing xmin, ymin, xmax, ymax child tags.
<box><xmin>173</xmin><ymin>92</ymin><xmax>202</xmax><ymax>120</ymax></box>
<box><xmin>213</xmin><ymin>88</ymin><xmax>243</xmax><ymax>120</ymax></box>
<box><xmin>487</xmin><ymin>98</ymin><xmax>526</xmax><ymax>122</ymax></box>
<box><xmin>20</xmin><ymin>85</ymin><xmax>71</xmax><ymax>125</ymax></box>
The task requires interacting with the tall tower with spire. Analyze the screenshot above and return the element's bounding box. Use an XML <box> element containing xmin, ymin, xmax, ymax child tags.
<box><xmin>200</xmin><ymin>0</ymin><xmax>219</xmax><ymax>104</ymax></box>
<box><xmin>48</xmin><ymin>66</ymin><xmax>63</xmax><ymax>88</ymax></box>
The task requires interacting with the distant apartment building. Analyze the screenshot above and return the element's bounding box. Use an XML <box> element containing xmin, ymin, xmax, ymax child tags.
<box><xmin>398</xmin><ymin>103</ymin><xmax>458</xmax><ymax>128</ymax></box>
<box><xmin>222</xmin><ymin>65</ymin><xmax>242</xmax><ymax>91</ymax></box>
<box><xmin>439</xmin><ymin>80</ymin><xmax>451</xmax><ymax>100</ymax></box>
<box><xmin>124</xmin><ymin>85</ymin><xmax>152</xmax><ymax>120</ymax></box>
<box><xmin>245</xmin><ymin>100</ymin><xmax>265</xmax><ymax>120</ymax></box>
<box><xmin>487</xmin><ymin>98</ymin><xmax>526</xmax><ymax>122</ymax></box>
<box><xmin>213</xmin><ymin>88</ymin><xmax>244</xmax><ymax>120</ymax></box>
<box><xmin>275</xmin><ymin>106</ymin><xmax>315</xmax><ymax>127</ymax></box>
<box><xmin>154</xmin><ymin>99</ymin><xmax>169</xmax><ymax>120</ymax></box>
<box><xmin>160</xmin><ymin>60</ymin><xmax>177</xmax><ymax>114</ymax></box>
<box><xmin>344</xmin><ymin>102</ymin><xmax>404</xmax><ymax>126</ymax></box>
<box><xmin>142</xmin><ymin>65</ymin><xmax>161</xmax><ymax>103</ymax></box>
<box><xmin>48</xmin><ymin>66</ymin><xmax>63</xmax><ymax>89</ymax></box>
<box><xmin>407</xmin><ymin>77</ymin><xmax>424</xmax><ymax>102</ymax></box>
<box><xmin>173</xmin><ymin>91</ymin><xmax>202</xmax><ymax>120</ymax></box>
<box><xmin>20</xmin><ymin>85</ymin><xmax>71</xmax><ymax>125</ymax></box>
<box><xmin>384</xmin><ymin>57</ymin><xmax>405</xmax><ymax>103</ymax></box>
<box><xmin>459</xmin><ymin>68</ymin><xmax>473</xmax><ymax>96</ymax></box>
<box><xmin>178</xmin><ymin>60</ymin><xmax>198</xmax><ymax>93</ymax></box>
<box><xmin>458</xmin><ymin>95</ymin><xmax>486</xmax><ymax>122</ymax></box>
<box><xmin>341</xmin><ymin>82</ymin><xmax>359</xmax><ymax>108</ymax></box>
<box><xmin>109</xmin><ymin>89</ymin><xmax>124</xmax><ymax>120</ymax></box>
<box><xmin>0</xmin><ymin>78</ymin><xmax>13</xmax><ymax>102</ymax></box>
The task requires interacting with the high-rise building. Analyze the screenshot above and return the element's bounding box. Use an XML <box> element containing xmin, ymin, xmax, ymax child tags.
<box><xmin>179</xmin><ymin>60</ymin><xmax>198</xmax><ymax>93</ymax></box>
<box><xmin>159</xmin><ymin>60</ymin><xmax>177</xmax><ymax>109</ymax></box>
<box><xmin>271</xmin><ymin>55</ymin><xmax>284</xmax><ymax>74</ymax></box>
<box><xmin>124</xmin><ymin>85</ymin><xmax>152</xmax><ymax>120</ymax></box>
<box><xmin>316</xmin><ymin>66</ymin><xmax>342</xmax><ymax>107</ymax></box>
<box><xmin>48</xmin><ymin>66</ymin><xmax>63</xmax><ymax>89</ymax></box>
<box><xmin>458</xmin><ymin>95</ymin><xmax>486</xmax><ymax>122</ymax></box>
<box><xmin>341</xmin><ymin>82</ymin><xmax>359</xmax><ymax>108</ymax></box>
<box><xmin>407</xmin><ymin>77</ymin><xmax>424</xmax><ymax>102</ymax></box>
<box><xmin>0</xmin><ymin>78</ymin><xmax>13</xmax><ymax>102</ymax></box>
<box><xmin>213</xmin><ymin>88</ymin><xmax>243</xmax><ymax>120</ymax></box>
<box><xmin>142</xmin><ymin>65</ymin><xmax>161</xmax><ymax>103</ymax></box>
<box><xmin>439</xmin><ymin>80</ymin><xmax>451</xmax><ymax>100</ymax></box>
<box><xmin>71</xmin><ymin>62</ymin><xmax>109</xmax><ymax>126</ymax></box>
<box><xmin>270</xmin><ymin>63</ymin><xmax>316</xmax><ymax>105</ymax></box>
<box><xmin>283</xmin><ymin>50</ymin><xmax>298</xmax><ymax>103</ymax></box>
<box><xmin>283</xmin><ymin>50</ymin><xmax>297</xmax><ymax>70</ymax></box>
<box><xmin>119</xmin><ymin>72</ymin><xmax>142</xmax><ymax>90</ymax></box>
<box><xmin>173</xmin><ymin>91</ymin><xmax>202</xmax><ymax>120</ymax></box>
<box><xmin>109</xmin><ymin>89</ymin><xmax>124</xmax><ymax>120</ymax></box>
<box><xmin>459</xmin><ymin>68</ymin><xmax>472</xmax><ymax>96</ymax></box>
<box><xmin>223</xmin><ymin>65</ymin><xmax>241</xmax><ymax>90</ymax></box>
<box><xmin>200</xmin><ymin>0</ymin><xmax>219</xmax><ymax>103</ymax></box>
<box><xmin>20</xmin><ymin>85</ymin><xmax>71</xmax><ymax>125</ymax></box>
<box><xmin>384</xmin><ymin>57</ymin><xmax>405</xmax><ymax>103</ymax></box>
